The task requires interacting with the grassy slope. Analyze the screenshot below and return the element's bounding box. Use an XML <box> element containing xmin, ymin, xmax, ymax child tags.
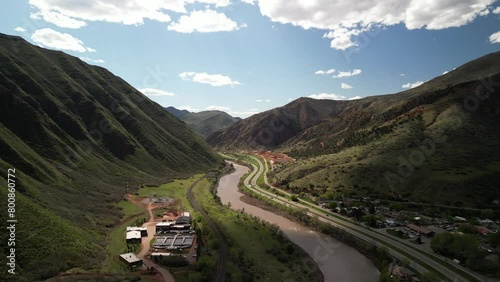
<box><xmin>179</xmin><ymin>110</ymin><xmax>241</xmax><ymax>138</ymax></box>
<box><xmin>191</xmin><ymin>177</ymin><xmax>322</xmax><ymax>282</ymax></box>
<box><xmin>271</xmin><ymin>76</ymin><xmax>500</xmax><ymax>207</ymax></box>
<box><xmin>0</xmin><ymin>33</ymin><xmax>221</xmax><ymax>280</ymax></box>
<box><xmin>211</xmin><ymin>52</ymin><xmax>500</xmax><ymax>208</ymax></box>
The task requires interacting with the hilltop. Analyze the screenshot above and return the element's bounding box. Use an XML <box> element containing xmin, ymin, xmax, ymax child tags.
<box><xmin>166</xmin><ymin>107</ymin><xmax>241</xmax><ymax>138</ymax></box>
<box><xmin>0</xmin><ymin>33</ymin><xmax>221</xmax><ymax>280</ymax></box>
<box><xmin>208</xmin><ymin>51</ymin><xmax>500</xmax><ymax>207</ymax></box>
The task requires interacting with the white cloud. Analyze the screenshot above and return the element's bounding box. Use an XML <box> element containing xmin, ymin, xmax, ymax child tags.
<box><xmin>189</xmin><ymin>0</ymin><xmax>231</xmax><ymax>7</ymax></box>
<box><xmin>255</xmin><ymin>99</ymin><xmax>271</xmax><ymax>102</ymax></box>
<box><xmin>177</xmin><ymin>106</ymin><xmax>200</xmax><ymax>112</ymax></box>
<box><xmin>139</xmin><ymin>88</ymin><xmax>175</xmax><ymax>96</ymax></box>
<box><xmin>315</xmin><ymin>68</ymin><xmax>335</xmax><ymax>75</ymax></box>
<box><xmin>334</xmin><ymin>69</ymin><xmax>362</xmax><ymax>78</ymax></box>
<box><xmin>400</xmin><ymin>73</ymin><xmax>405</xmax><ymax>76</ymax></box>
<box><xmin>207</xmin><ymin>105</ymin><xmax>231</xmax><ymax>111</ymax></box>
<box><xmin>14</xmin><ymin>27</ymin><xmax>26</xmax><ymax>32</ymax></box>
<box><xmin>30</xmin><ymin>9</ymin><xmax>87</xmax><ymax>28</ymax></box>
<box><xmin>402</xmin><ymin>81</ymin><xmax>424</xmax><ymax>89</ymax></box>
<box><xmin>341</xmin><ymin>83</ymin><xmax>353</xmax><ymax>89</ymax></box>
<box><xmin>179</xmin><ymin>71</ymin><xmax>240</xmax><ymax>87</ymax></box>
<box><xmin>489</xmin><ymin>31</ymin><xmax>500</xmax><ymax>43</ymax></box>
<box><xmin>229</xmin><ymin>109</ymin><xmax>260</xmax><ymax>117</ymax></box>
<box><xmin>258</xmin><ymin>0</ymin><xmax>493</xmax><ymax>50</ymax></box>
<box><xmin>493</xmin><ymin>7</ymin><xmax>500</xmax><ymax>14</ymax></box>
<box><xmin>28</xmin><ymin>0</ymin><xmax>180</xmax><ymax>28</ymax></box>
<box><xmin>309</xmin><ymin>93</ymin><xmax>346</xmax><ymax>100</ymax></box>
<box><xmin>349</xmin><ymin>96</ymin><xmax>363</xmax><ymax>100</ymax></box>
<box><xmin>241</xmin><ymin>0</ymin><xmax>256</xmax><ymax>5</ymax></box>
<box><xmin>79</xmin><ymin>57</ymin><xmax>105</xmax><ymax>64</ymax></box>
<box><xmin>168</xmin><ymin>9</ymin><xmax>243</xmax><ymax>33</ymax></box>
<box><xmin>31</xmin><ymin>28</ymin><xmax>94</xmax><ymax>53</ymax></box>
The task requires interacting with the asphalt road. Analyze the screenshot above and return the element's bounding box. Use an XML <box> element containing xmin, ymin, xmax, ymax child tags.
<box><xmin>242</xmin><ymin>155</ymin><xmax>488</xmax><ymax>282</ymax></box>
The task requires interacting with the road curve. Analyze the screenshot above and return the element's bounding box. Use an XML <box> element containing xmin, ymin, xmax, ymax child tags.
<box><xmin>244</xmin><ymin>155</ymin><xmax>486</xmax><ymax>282</ymax></box>
<box><xmin>187</xmin><ymin>176</ymin><xmax>228</xmax><ymax>282</ymax></box>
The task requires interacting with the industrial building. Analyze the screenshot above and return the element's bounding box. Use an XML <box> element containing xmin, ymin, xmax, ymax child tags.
<box><xmin>126</xmin><ymin>230</ymin><xmax>142</xmax><ymax>244</ymax></box>
<box><xmin>119</xmin><ymin>253</ymin><xmax>142</xmax><ymax>267</ymax></box>
<box><xmin>127</xmin><ymin>226</ymin><xmax>148</xmax><ymax>237</ymax></box>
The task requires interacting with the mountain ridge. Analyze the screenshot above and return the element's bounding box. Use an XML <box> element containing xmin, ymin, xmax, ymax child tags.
<box><xmin>166</xmin><ymin>106</ymin><xmax>241</xmax><ymax>138</ymax></box>
<box><xmin>0</xmin><ymin>32</ymin><xmax>221</xmax><ymax>280</ymax></box>
<box><xmin>208</xmin><ymin>51</ymin><xmax>500</xmax><ymax>207</ymax></box>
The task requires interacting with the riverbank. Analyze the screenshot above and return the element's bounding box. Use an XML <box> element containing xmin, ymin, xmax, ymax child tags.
<box><xmin>218</xmin><ymin>162</ymin><xmax>380</xmax><ymax>281</ymax></box>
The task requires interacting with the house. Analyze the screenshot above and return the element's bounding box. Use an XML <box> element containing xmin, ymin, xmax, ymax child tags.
<box><xmin>127</xmin><ymin>226</ymin><xmax>148</xmax><ymax>237</ymax></box>
<box><xmin>119</xmin><ymin>253</ymin><xmax>142</xmax><ymax>267</ymax></box>
<box><xmin>391</xmin><ymin>264</ymin><xmax>419</xmax><ymax>281</ymax></box>
<box><xmin>385</xmin><ymin>218</ymin><xmax>397</xmax><ymax>227</ymax></box>
<box><xmin>406</xmin><ymin>224</ymin><xmax>435</xmax><ymax>237</ymax></box>
<box><xmin>126</xmin><ymin>230</ymin><xmax>142</xmax><ymax>244</ymax></box>
<box><xmin>477</xmin><ymin>227</ymin><xmax>491</xmax><ymax>236</ymax></box>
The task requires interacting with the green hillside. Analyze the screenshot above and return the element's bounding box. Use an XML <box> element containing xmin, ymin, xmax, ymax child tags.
<box><xmin>210</xmin><ymin>52</ymin><xmax>500</xmax><ymax>208</ymax></box>
<box><xmin>0</xmin><ymin>33</ymin><xmax>221</xmax><ymax>281</ymax></box>
<box><xmin>166</xmin><ymin>107</ymin><xmax>241</xmax><ymax>138</ymax></box>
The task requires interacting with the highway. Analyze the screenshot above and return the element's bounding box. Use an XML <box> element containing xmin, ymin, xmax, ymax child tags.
<box><xmin>238</xmin><ymin>155</ymin><xmax>488</xmax><ymax>282</ymax></box>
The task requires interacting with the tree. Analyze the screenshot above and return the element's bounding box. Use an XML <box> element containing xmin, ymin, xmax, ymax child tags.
<box><xmin>363</xmin><ymin>214</ymin><xmax>378</xmax><ymax>228</ymax></box>
<box><xmin>351</xmin><ymin>207</ymin><xmax>365</xmax><ymax>220</ymax></box>
<box><xmin>322</xmin><ymin>191</ymin><xmax>335</xmax><ymax>200</ymax></box>
<box><xmin>400</xmin><ymin>257</ymin><xmax>411</xmax><ymax>268</ymax></box>
<box><xmin>369</xmin><ymin>204</ymin><xmax>376</xmax><ymax>214</ymax></box>
<box><xmin>327</xmin><ymin>201</ymin><xmax>337</xmax><ymax>210</ymax></box>
<box><xmin>486</xmin><ymin>232</ymin><xmax>500</xmax><ymax>248</ymax></box>
<box><xmin>481</xmin><ymin>208</ymin><xmax>495</xmax><ymax>220</ymax></box>
<box><xmin>389</xmin><ymin>202</ymin><xmax>405</xmax><ymax>211</ymax></box>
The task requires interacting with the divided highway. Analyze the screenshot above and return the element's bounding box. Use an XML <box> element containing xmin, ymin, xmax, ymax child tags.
<box><xmin>239</xmin><ymin>155</ymin><xmax>487</xmax><ymax>282</ymax></box>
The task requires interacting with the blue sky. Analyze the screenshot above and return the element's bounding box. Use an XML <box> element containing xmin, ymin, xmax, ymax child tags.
<box><xmin>1</xmin><ymin>0</ymin><xmax>499</xmax><ymax>118</ymax></box>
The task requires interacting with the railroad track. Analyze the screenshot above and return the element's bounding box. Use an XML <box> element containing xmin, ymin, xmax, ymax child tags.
<box><xmin>187</xmin><ymin>176</ymin><xmax>228</xmax><ymax>282</ymax></box>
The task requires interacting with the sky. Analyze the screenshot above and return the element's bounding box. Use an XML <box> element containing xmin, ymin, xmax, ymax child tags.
<box><xmin>1</xmin><ymin>0</ymin><xmax>499</xmax><ymax>118</ymax></box>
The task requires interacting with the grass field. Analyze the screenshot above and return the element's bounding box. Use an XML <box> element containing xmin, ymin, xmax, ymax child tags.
<box><xmin>116</xmin><ymin>200</ymin><xmax>145</xmax><ymax>218</ymax></box>
<box><xmin>191</xmin><ymin>176</ymin><xmax>321</xmax><ymax>281</ymax></box>
<box><xmin>101</xmin><ymin>212</ymin><xmax>147</xmax><ymax>273</ymax></box>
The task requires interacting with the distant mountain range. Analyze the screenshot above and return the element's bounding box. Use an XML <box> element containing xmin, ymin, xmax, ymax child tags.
<box><xmin>208</xmin><ymin>51</ymin><xmax>500</xmax><ymax>208</ymax></box>
<box><xmin>0</xmin><ymin>33</ymin><xmax>220</xmax><ymax>280</ymax></box>
<box><xmin>166</xmin><ymin>106</ymin><xmax>241</xmax><ymax>138</ymax></box>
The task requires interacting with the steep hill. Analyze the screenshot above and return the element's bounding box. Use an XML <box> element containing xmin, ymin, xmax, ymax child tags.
<box><xmin>165</xmin><ymin>106</ymin><xmax>189</xmax><ymax>118</ymax></box>
<box><xmin>0</xmin><ymin>33</ymin><xmax>221</xmax><ymax>280</ymax></box>
<box><xmin>166</xmin><ymin>107</ymin><xmax>241</xmax><ymax>138</ymax></box>
<box><xmin>209</xmin><ymin>52</ymin><xmax>500</xmax><ymax>207</ymax></box>
<box><xmin>207</xmin><ymin>98</ymin><xmax>346</xmax><ymax>148</ymax></box>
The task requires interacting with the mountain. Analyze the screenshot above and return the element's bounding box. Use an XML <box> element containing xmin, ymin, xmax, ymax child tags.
<box><xmin>166</xmin><ymin>107</ymin><xmax>241</xmax><ymax>138</ymax></box>
<box><xmin>164</xmin><ymin>106</ymin><xmax>190</xmax><ymax>118</ymax></box>
<box><xmin>0</xmin><ymin>33</ymin><xmax>221</xmax><ymax>280</ymax></box>
<box><xmin>208</xmin><ymin>51</ymin><xmax>500</xmax><ymax>208</ymax></box>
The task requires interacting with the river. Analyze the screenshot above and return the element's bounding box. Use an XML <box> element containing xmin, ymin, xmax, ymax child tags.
<box><xmin>217</xmin><ymin>162</ymin><xmax>380</xmax><ymax>282</ymax></box>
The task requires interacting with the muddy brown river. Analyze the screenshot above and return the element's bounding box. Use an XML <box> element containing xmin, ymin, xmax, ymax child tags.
<box><xmin>217</xmin><ymin>162</ymin><xmax>379</xmax><ymax>282</ymax></box>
